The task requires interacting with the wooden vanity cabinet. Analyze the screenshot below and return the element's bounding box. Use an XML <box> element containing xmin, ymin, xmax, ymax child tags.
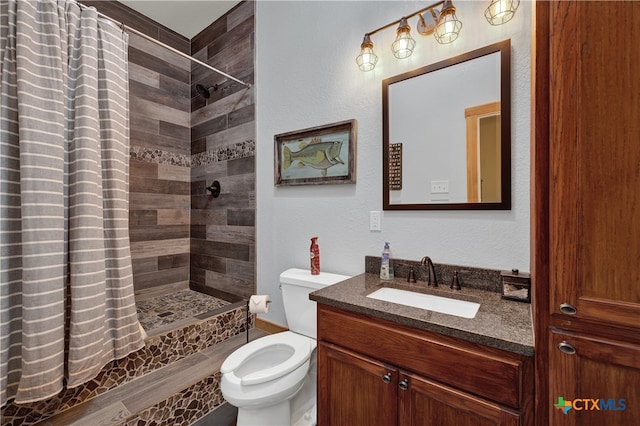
<box><xmin>317</xmin><ymin>304</ymin><xmax>533</xmax><ymax>426</ymax></box>
<box><xmin>319</xmin><ymin>342</ymin><xmax>398</xmax><ymax>425</ymax></box>
<box><xmin>399</xmin><ymin>370</ymin><xmax>519</xmax><ymax>426</ymax></box>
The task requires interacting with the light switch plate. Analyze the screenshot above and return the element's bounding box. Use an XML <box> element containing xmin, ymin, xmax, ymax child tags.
<box><xmin>370</xmin><ymin>211</ymin><xmax>382</xmax><ymax>231</ymax></box>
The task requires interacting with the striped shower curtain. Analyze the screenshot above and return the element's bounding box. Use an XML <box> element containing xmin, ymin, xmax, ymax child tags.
<box><xmin>1</xmin><ymin>0</ymin><xmax>144</xmax><ymax>405</ymax></box>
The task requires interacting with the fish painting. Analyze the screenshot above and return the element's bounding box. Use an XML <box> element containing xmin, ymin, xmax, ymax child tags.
<box><xmin>283</xmin><ymin>137</ymin><xmax>344</xmax><ymax>176</ymax></box>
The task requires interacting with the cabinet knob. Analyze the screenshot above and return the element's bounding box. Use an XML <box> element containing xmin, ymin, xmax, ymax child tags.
<box><xmin>382</xmin><ymin>373</ymin><xmax>392</xmax><ymax>383</ymax></box>
<box><xmin>398</xmin><ymin>378</ymin><xmax>409</xmax><ymax>390</ymax></box>
<box><xmin>559</xmin><ymin>303</ymin><xmax>577</xmax><ymax>315</ymax></box>
<box><xmin>558</xmin><ymin>340</ymin><xmax>577</xmax><ymax>355</ymax></box>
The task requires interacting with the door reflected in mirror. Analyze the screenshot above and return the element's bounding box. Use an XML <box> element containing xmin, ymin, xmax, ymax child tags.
<box><xmin>465</xmin><ymin>101</ymin><xmax>501</xmax><ymax>203</ymax></box>
<box><xmin>383</xmin><ymin>40</ymin><xmax>511</xmax><ymax>210</ymax></box>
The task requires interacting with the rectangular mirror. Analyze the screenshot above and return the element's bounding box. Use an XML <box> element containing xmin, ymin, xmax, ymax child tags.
<box><xmin>383</xmin><ymin>40</ymin><xmax>511</xmax><ymax>210</ymax></box>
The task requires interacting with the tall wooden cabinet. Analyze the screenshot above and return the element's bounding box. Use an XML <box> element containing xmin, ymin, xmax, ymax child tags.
<box><xmin>532</xmin><ymin>1</ymin><xmax>640</xmax><ymax>425</ymax></box>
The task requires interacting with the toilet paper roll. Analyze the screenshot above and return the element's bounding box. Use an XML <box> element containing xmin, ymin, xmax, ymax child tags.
<box><xmin>249</xmin><ymin>295</ymin><xmax>270</xmax><ymax>314</ymax></box>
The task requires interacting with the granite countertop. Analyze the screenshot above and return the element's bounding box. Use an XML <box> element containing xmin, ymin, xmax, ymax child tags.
<box><xmin>310</xmin><ymin>273</ymin><xmax>534</xmax><ymax>356</ymax></box>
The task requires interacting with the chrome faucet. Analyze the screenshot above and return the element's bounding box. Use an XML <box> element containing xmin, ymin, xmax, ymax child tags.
<box><xmin>420</xmin><ymin>256</ymin><xmax>438</xmax><ymax>287</ymax></box>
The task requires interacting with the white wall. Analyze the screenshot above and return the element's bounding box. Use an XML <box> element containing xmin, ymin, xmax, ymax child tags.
<box><xmin>256</xmin><ymin>1</ymin><xmax>531</xmax><ymax>326</ymax></box>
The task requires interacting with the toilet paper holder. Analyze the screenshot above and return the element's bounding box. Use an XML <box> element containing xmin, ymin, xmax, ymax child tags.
<box><xmin>249</xmin><ymin>295</ymin><xmax>271</xmax><ymax>314</ymax></box>
<box><xmin>245</xmin><ymin>296</ymin><xmax>272</xmax><ymax>343</ymax></box>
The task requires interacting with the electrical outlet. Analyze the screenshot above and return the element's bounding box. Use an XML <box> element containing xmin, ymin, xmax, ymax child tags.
<box><xmin>370</xmin><ymin>211</ymin><xmax>382</xmax><ymax>231</ymax></box>
<box><xmin>430</xmin><ymin>180</ymin><xmax>449</xmax><ymax>194</ymax></box>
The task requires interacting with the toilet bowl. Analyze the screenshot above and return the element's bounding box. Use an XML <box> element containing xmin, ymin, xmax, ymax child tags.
<box><xmin>221</xmin><ymin>332</ymin><xmax>316</xmax><ymax>425</ymax></box>
<box><xmin>221</xmin><ymin>331</ymin><xmax>315</xmax><ymax>405</ymax></box>
<box><xmin>220</xmin><ymin>268</ymin><xmax>350</xmax><ymax>426</ymax></box>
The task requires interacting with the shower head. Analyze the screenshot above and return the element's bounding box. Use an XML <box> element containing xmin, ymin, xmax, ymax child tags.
<box><xmin>196</xmin><ymin>83</ymin><xmax>218</xmax><ymax>99</ymax></box>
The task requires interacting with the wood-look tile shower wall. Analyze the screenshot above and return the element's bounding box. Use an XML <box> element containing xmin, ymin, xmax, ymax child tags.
<box><xmin>87</xmin><ymin>1</ymin><xmax>255</xmax><ymax>298</ymax></box>
<box><xmin>87</xmin><ymin>1</ymin><xmax>191</xmax><ymax>293</ymax></box>
<box><xmin>190</xmin><ymin>2</ymin><xmax>256</xmax><ymax>299</ymax></box>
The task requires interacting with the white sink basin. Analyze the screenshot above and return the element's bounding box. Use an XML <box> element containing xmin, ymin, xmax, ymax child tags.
<box><xmin>367</xmin><ymin>287</ymin><xmax>480</xmax><ymax>319</ymax></box>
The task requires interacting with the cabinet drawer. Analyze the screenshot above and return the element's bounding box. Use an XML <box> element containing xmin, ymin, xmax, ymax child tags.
<box><xmin>318</xmin><ymin>304</ymin><xmax>530</xmax><ymax>410</ymax></box>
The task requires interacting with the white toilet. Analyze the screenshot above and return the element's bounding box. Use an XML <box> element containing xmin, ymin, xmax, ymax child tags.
<box><xmin>220</xmin><ymin>268</ymin><xmax>350</xmax><ymax>426</ymax></box>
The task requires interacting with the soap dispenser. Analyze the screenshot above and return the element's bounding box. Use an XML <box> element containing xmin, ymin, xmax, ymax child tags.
<box><xmin>380</xmin><ymin>242</ymin><xmax>394</xmax><ymax>280</ymax></box>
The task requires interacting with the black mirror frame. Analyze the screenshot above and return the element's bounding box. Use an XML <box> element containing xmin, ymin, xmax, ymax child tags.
<box><xmin>382</xmin><ymin>39</ymin><xmax>511</xmax><ymax>211</ymax></box>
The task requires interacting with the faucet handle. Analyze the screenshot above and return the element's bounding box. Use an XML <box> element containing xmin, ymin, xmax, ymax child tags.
<box><xmin>407</xmin><ymin>266</ymin><xmax>417</xmax><ymax>283</ymax></box>
<box><xmin>450</xmin><ymin>271</ymin><xmax>461</xmax><ymax>291</ymax></box>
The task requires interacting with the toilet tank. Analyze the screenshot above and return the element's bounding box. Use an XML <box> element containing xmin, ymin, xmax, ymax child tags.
<box><xmin>280</xmin><ymin>268</ymin><xmax>350</xmax><ymax>339</ymax></box>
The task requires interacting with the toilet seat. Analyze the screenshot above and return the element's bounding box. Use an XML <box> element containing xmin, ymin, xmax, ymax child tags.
<box><xmin>221</xmin><ymin>331</ymin><xmax>316</xmax><ymax>386</ymax></box>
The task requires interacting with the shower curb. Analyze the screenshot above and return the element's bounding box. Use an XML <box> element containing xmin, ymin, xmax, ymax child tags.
<box><xmin>35</xmin><ymin>329</ymin><xmax>265</xmax><ymax>426</ymax></box>
<box><xmin>1</xmin><ymin>303</ymin><xmax>252</xmax><ymax>426</ymax></box>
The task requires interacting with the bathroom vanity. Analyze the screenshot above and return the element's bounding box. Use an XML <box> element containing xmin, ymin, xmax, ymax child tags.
<box><xmin>311</xmin><ymin>274</ymin><xmax>534</xmax><ymax>426</ymax></box>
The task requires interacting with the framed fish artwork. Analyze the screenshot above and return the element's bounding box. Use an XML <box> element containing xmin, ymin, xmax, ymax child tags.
<box><xmin>274</xmin><ymin>119</ymin><xmax>357</xmax><ymax>186</ymax></box>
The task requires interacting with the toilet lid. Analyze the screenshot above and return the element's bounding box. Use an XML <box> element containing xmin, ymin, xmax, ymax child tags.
<box><xmin>221</xmin><ymin>331</ymin><xmax>316</xmax><ymax>386</ymax></box>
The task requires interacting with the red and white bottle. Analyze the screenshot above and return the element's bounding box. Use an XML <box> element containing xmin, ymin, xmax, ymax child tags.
<box><xmin>310</xmin><ymin>236</ymin><xmax>320</xmax><ymax>275</ymax></box>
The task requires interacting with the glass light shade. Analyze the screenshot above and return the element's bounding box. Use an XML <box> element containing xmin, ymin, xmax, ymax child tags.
<box><xmin>356</xmin><ymin>35</ymin><xmax>378</xmax><ymax>72</ymax></box>
<box><xmin>485</xmin><ymin>0</ymin><xmax>520</xmax><ymax>25</ymax></box>
<box><xmin>391</xmin><ymin>18</ymin><xmax>416</xmax><ymax>59</ymax></box>
<box><xmin>434</xmin><ymin>12</ymin><xmax>462</xmax><ymax>44</ymax></box>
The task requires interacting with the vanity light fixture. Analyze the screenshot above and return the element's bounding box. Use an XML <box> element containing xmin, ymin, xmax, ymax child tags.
<box><xmin>356</xmin><ymin>0</ymin><xmax>518</xmax><ymax>72</ymax></box>
<box><xmin>484</xmin><ymin>0</ymin><xmax>520</xmax><ymax>25</ymax></box>
<box><xmin>356</xmin><ymin>0</ymin><xmax>463</xmax><ymax>72</ymax></box>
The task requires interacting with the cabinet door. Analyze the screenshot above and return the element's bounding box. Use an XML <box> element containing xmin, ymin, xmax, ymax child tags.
<box><xmin>318</xmin><ymin>342</ymin><xmax>398</xmax><ymax>426</ymax></box>
<box><xmin>548</xmin><ymin>330</ymin><xmax>640</xmax><ymax>426</ymax></box>
<box><xmin>398</xmin><ymin>371</ymin><xmax>520</xmax><ymax>426</ymax></box>
<box><xmin>549</xmin><ymin>0</ymin><xmax>640</xmax><ymax>328</ymax></box>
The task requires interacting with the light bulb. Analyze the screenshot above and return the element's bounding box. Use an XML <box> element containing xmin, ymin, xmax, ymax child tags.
<box><xmin>434</xmin><ymin>1</ymin><xmax>462</xmax><ymax>44</ymax></box>
<box><xmin>391</xmin><ymin>18</ymin><xmax>416</xmax><ymax>59</ymax></box>
<box><xmin>356</xmin><ymin>34</ymin><xmax>378</xmax><ymax>72</ymax></box>
<box><xmin>485</xmin><ymin>0</ymin><xmax>520</xmax><ymax>25</ymax></box>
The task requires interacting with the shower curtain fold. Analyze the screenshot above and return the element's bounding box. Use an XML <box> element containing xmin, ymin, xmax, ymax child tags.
<box><xmin>1</xmin><ymin>0</ymin><xmax>144</xmax><ymax>406</ymax></box>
